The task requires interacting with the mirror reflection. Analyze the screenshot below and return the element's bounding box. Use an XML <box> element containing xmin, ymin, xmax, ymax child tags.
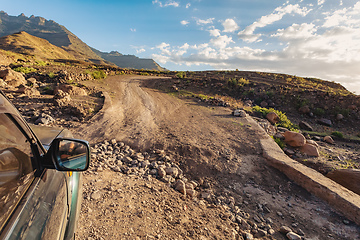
<box><xmin>58</xmin><ymin>140</ymin><xmax>88</xmax><ymax>170</ymax></box>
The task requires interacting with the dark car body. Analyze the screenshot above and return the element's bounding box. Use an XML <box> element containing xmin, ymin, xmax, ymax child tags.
<box><xmin>0</xmin><ymin>90</ymin><xmax>90</xmax><ymax>240</ymax></box>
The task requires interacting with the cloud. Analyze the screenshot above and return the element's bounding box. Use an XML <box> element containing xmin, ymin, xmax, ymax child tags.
<box><xmin>238</xmin><ymin>4</ymin><xmax>311</xmax><ymax>42</ymax></box>
<box><xmin>136</xmin><ymin>48</ymin><xmax>146</xmax><ymax>54</ymax></box>
<box><xmin>210</xmin><ymin>35</ymin><xmax>234</xmax><ymax>49</ymax></box>
<box><xmin>181</xmin><ymin>20</ymin><xmax>189</xmax><ymax>26</ymax></box>
<box><xmin>195</xmin><ymin>18</ymin><xmax>215</xmax><ymax>25</ymax></box>
<box><xmin>186</xmin><ymin>3</ymin><xmax>191</xmax><ymax>8</ymax></box>
<box><xmin>130</xmin><ymin>28</ymin><xmax>136</xmax><ymax>32</ymax></box>
<box><xmin>318</xmin><ymin>0</ymin><xmax>325</xmax><ymax>5</ymax></box>
<box><xmin>152</xmin><ymin>0</ymin><xmax>179</xmax><ymax>7</ymax></box>
<box><xmin>222</xmin><ymin>19</ymin><xmax>239</xmax><ymax>32</ymax></box>
<box><xmin>272</xmin><ymin>23</ymin><xmax>317</xmax><ymax>40</ymax></box>
<box><xmin>209</xmin><ymin>28</ymin><xmax>221</xmax><ymax>37</ymax></box>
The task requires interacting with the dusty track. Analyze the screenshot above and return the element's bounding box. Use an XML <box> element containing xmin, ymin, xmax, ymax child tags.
<box><xmin>76</xmin><ymin>75</ymin><xmax>360</xmax><ymax>239</ymax></box>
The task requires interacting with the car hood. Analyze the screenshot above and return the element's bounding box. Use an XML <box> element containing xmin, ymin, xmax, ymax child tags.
<box><xmin>29</xmin><ymin>124</ymin><xmax>74</xmax><ymax>150</ymax></box>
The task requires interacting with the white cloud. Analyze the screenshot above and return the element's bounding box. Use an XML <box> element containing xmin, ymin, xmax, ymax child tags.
<box><xmin>209</xmin><ymin>28</ymin><xmax>221</xmax><ymax>37</ymax></box>
<box><xmin>196</xmin><ymin>18</ymin><xmax>215</xmax><ymax>25</ymax></box>
<box><xmin>272</xmin><ymin>23</ymin><xmax>317</xmax><ymax>40</ymax></box>
<box><xmin>136</xmin><ymin>48</ymin><xmax>146</xmax><ymax>54</ymax></box>
<box><xmin>130</xmin><ymin>28</ymin><xmax>136</xmax><ymax>32</ymax></box>
<box><xmin>238</xmin><ymin>4</ymin><xmax>311</xmax><ymax>42</ymax></box>
<box><xmin>210</xmin><ymin>35</ymin><xmax>234</xmax><ymax>49</ymax></box>
<box><xmin>222</xmin><ymin>19</ymin><xmax>239</xmax><ymax>32</ymax></box>
<box><xmin>186</xmin><ymin>3</ymin><xmax>191</xmax><ymax>8</ymax></box>
<box><xmin>181</xmin><ymin>20</ymin><xmax>189</xmax><ymax>25</ymax></box>
<box><xmin>318</xmin><ymin>0</ymin><xmax>325</xmax><ymax>6</ymax></box>
<box><xmin>152</xmin><ymin>0</ymin><xmax>179</xmax><ymax>7</ymax></box>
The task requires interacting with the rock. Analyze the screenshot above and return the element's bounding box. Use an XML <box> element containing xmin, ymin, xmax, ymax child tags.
<box><xmin>300</xmin><ymin>143</ymin><xmax>319</xmax><ymax>157</ymax></box>
<box><xmin>299</xmin><ymin>121</ymin><xmax>313</xmax><ymax>131</ymax></box>
<box><xmin>54</xmin><ymin>84</ymin><xmax>87</xmax><ymax>96</ymax></box>
<box><xmin>165</xmin><ymin>167</ymin><xmax>179</xmax><ymax>178</ymax></box>
<box><xmin>286</xmin><ymin>232</ymin><xmax>302</xmax><ymax>240</ymax></box>
<box><xmin>306</xmin><ymin>139</ymin><xmax>319</xmax><ymax>147</ymax></box>
<box><xmin>336</xmin><ymin>114</ymin><xmax>344</xmax><ymax>120</ymax></box>
<box><xmin>174</xmin><ymin>180</ymin><xmax>186</xmax><ymax>195</ymax></box>
<box><xmin>16</xmin><ymin>86</ymin><xmax>40</xmax><ymax>96</ymax></box>
<box><xmin>244</xmin><ymin>232</ymin><xmax>253</xmax><ymax>240</ymax></box>
<box><xmin>35</xmin><ymin>113</ymin><xmax>55</xmax><ymax>125</ymax></box>
<box><xmin>26</xmin><ymin>77</ymin><xmax>38</xmax><ymax>87</ymax></box>
<box><xmin>266</xmin><ymin>112</ymin><xmax>280</xmax><ymax>124</ymax></box>
<box><xmin>273</xmin><ymin>132</ymin><xmax>285</xmax><ymax>140</ymax></box>
<box><xmin>283</xmin><ymin>131</ymin><xmax>306</xmax><ymax>147</ymax></box>
<box><xmin>260</xmin><ymin>101</ymin><xmax>268</xmax><ymax>108</ymax></box>
<box><xmin>298</xmin><ymin>105</ymin><xmax>310</xmax><ymax>114</ymax></box>
<box><xmin>317</xmin><ymin>118</ymin><xmax>332</xmax><ymax>127</ymax></box>
<box><xmin>327</xmin><ymin>169</ymin><xmax>360</xmax><ymax>195</ymax></box>
<box><xmin>233</xmin><ymin>109</ymin><xmax>247</xmax><ymax>117</ymax></box>
<box><xmin>91</xmin><ymin>191</ymin><xmax>102</xmax><ymax>200</ymax></box>
<box><xmin>280</xmin><ymin>226</ymin><xmax>292</xmax><ymax>234</ymax></box>
<box><xmin>157</xmin><ymin>167</ymin><xmax>166</xmax><ymax>178</ymax></box>
<box><xmin>0</xmin><ymin>68</ymin><xmax>27</xmax><ymax>87</ymax></box>
<box><xmin>53</xmin><ymin>90</ymin><xmax>71</xmax><ymax>107</ymax></box>
<box><xmin>186</xmin><ymin>188</ymin><xmax>196</xmax><ymax>198</ymax></box>
<box><xmin>323</xmin><ymin>136</ymin><xmax>335</xmax><ymax>144</ymax></box>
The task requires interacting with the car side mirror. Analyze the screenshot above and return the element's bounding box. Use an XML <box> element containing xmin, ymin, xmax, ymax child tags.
<box><xmin>45</xmin><ymin>138</ymin><xmax>90</xmax><ymax>171</ymax></box>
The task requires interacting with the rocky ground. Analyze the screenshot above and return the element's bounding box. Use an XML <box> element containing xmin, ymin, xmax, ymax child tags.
<box><xmin>1</xmin><ymin>65</ymin><xmax>360</xmax><ymax>239</ymax></box>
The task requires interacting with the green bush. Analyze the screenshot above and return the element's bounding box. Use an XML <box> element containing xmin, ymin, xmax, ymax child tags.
<box><xmin>272</xmin><ymin>137</ymin><xmax>286</xmax><ymax>149</ymax></box>
<box><xmin>331</xmin><ymin>131</ymin><xmax>344</xmax><ymax>138</ymax></box>
<box><xmin>13</xmin><ymin>67</ymin><xmax>37</xmax><ymax>74</ymax></box>
<box><xmin>176</xmin><ymin>71</ymin><xmax>186</xmax><ymax>79</ymax></box>
<box><xmin>252</xmin><ymin>106</ymin><xmax>298</xmax><ymax>131</ymax></box>
<box><xmin>91</xmin><ymin>70</ymin><xmax>107</xmax><ymax>79</ymax></box>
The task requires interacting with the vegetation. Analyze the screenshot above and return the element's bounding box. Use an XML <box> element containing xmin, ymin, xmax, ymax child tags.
<box><xmin>175</xmin><ymin>71</ymin><xmax>186</xmax><ymax>79</ymax></box>
<box><xmin>331</xmin><ymin>131</ymin><xmax>344</xmax><ymax>138</ymax></box>
<box><xmin>252</xmin><ymin>106</ymin><xmax>298</xmax><ymax>131</ymax></box>
<box><xmin>13</xmin><ymin>66</ymin><xmax>37</xmax><ymax>74</ymax></box>
<box><xmin>90</xmin><ymin>70</ymin><xmax>107</xmax><ymax>79</ymax></box>
<box><xmin>227</xmin><ymin>77</ymin><xmax>249</xmax><ymax>89</ymax></box>
<box><xmin>272</xmin><ymin>136</ymin><xmax>286</xmax><ymax>149</ymax></box>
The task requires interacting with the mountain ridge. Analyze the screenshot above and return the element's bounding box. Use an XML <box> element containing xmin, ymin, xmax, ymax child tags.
<box><xmin>0</xmin><ymin>11</ymin><xmax>164</xmax><ymax>70</ymax></box>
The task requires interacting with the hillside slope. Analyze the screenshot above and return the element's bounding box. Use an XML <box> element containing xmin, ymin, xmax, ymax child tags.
<box><xmin>0</xmin><ymin>31</ymin><xmax>76</xmax><ymax>60</ymax></box>
<box><xmin>91</xmin><ymin>48</ymin><xmax>165</xmax><ymax>71</ymax></box>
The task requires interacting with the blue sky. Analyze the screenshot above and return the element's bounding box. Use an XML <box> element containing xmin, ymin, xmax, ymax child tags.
<box><xmin>1</xmin><ymin>0</ymin><xmax>360</xmax><ymax>93</ymax></box>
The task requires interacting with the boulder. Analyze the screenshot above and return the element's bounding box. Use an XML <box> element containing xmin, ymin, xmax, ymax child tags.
<box><xmin>16</xmin><ymin>86</ymin><xmax>40</xmax><ymax>96</ymax></box>
<box><xmin>283</xmin><ymin>131</ymin><xmax>306</xmax><ymax>147</ymax></box>
<box><xmin>299</xmin><ymin>121</ymin><xmax>313</xmax><ymax>131</ymax></box>
<box><xmin>174</xmin><ymin>180</ymin><xmax>186</xmax><ymax>195</ymax></box>
<box><xmin>300</xmin><ymin>143</ymin><xmax>319</xmax><ymax>157</ymax></box>
<box><xmin>323</xmin><ymin>136</ymin><xmax>335</xmax><ymax>144</ymax></box>
<box><xmin>0</xmin><ymin>68</ymin><xmax>26</xmax><ymax>87</ymax></box>
<box><xmin>266</xmin><ymin>112</ymin><xmax>280</xmax><ymax>124</ymax></box>
<box><xmin>233</xmin><ymin>109</ymin><xmax>247</xmax><ymax>117</ymax></box>
<box><xmin>317</xmin><ymin>118</ymin><xmax>332</xmax><ymax>127</ymax></box>
<box><xmin>298</xmin><ymin>105</ymin><xmax>310</xmax><ymax>114</ymax></box>
<box><xmin>336</xmin><ymin>114</ymin><xmax>344</xmax><ymax>120</ymax></box>
<box><xmin>53</xmin><ymin>90</ymin><xmax>71</xmax><ymax>107</ymax></box>
<box><xmin>306</xmin><ymin>139</ymin><xmax>319</xmax><ymax>147</ymax></box>
<box><xmin>327</xmin><ymin>169</ymin><xmax>360</xmax><ymax>195</ymax></box>
<box><xmin>54</xmin><ymin>84</ymin><xmax>87</xmax><ymax>96</ymax></box>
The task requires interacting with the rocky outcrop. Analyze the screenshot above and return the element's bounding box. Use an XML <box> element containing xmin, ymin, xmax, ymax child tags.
<box><xmin>327</xmin><ymin>169</ymin><xmax>360</xmax><ymax>195</ymax></box>
<box><xmin>0</xmin><ymin>68</ymin><xmax>26</xmax><ymax>87</ymax></box>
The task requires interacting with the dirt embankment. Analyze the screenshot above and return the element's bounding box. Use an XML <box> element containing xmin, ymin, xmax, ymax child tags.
<box><xmin>74</xmin><ymin>75</ymin><xmax>360</xmax><ymax>240</ymax></box>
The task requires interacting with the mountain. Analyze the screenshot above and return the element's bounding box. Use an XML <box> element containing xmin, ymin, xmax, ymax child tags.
<box><xmin>0</xmin><ymin>11</ymin><xmax>105</xmax><ymax>63</ymax></box>
<box><xmin>0</xmin><ymin>31</ymin><xmax>76</xmax><ymax>60</ymax></box>
<box><xmin>91</xmin><ymin>48</ymin><xmax>165</xmax><ymax>71</ymax></box>
<box><xmin>0</xmin><ymin>11</ymin><xmax>164</xmax><ymax>70</ymax></box>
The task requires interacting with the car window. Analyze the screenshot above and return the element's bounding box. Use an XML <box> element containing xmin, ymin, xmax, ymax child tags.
<box><xmin>0</xmin><ymin>113</ymin><xmax>35</xmax><ymax>230</ymax></box>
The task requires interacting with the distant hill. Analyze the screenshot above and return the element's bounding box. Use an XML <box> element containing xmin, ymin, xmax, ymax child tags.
<box><xmin>0</xmin><ymin>31</ymin><xmax>76</xmax><ymax>60</ymax></box>
<box><xmin>91</xmin><ymin>48</ymin><xmax>165</xmax><ymax>71</ymax></box>
<box><xmin>0</xmin><ymin>11</ymin><xmax>164</xmax><ymax>70</ymax></box>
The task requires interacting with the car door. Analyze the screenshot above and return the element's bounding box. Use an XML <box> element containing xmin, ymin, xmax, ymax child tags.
<box><xmin>0</xmin><ymin>93</ymin><xmax>69</xmax><ymax>239</ymax></box>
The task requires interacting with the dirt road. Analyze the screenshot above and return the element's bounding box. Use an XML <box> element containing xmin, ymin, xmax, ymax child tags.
<box><xmin>76</xmin><ymin>75</ymin><xmax>360</xmax><ymax>239</ymax></box>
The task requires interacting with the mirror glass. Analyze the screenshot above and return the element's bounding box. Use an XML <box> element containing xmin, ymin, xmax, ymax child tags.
<box><xmin>57</xmin><ymin>140</ymin><xmax>89</xmax><ymax>171</ymax></box>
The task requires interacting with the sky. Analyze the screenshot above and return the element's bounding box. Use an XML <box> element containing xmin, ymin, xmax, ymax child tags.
<box><xmin>1</xmin><ymin>0</ymin><xmax>360</xmax><ymax>94</ymax></box>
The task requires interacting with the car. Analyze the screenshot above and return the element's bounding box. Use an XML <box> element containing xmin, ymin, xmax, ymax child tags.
<box><xmin>0</xmin><ymin>90</ymin><xmax>90</xmax><ymax>240</ymax></box>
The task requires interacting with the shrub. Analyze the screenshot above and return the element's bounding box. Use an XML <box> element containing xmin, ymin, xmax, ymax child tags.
<box><xmin>91</xmin><ymin>70</ymin><xmax>107</xmax><ymax>79</ymax></box>
<box><xmin>252</xmin><ymin>106</ymin><xmax>298</xmax><ymax>131</ymax></box>
<box><xmin>331</xmin><ymin>131</ymin><xmax>344</xmax><ymax>138</ymax></box>
<box><xmin>272</xmin><ymin>137</ymin><xmax>286</xmax><ymax>149</ymax></box>
<box><xmin>48</xmin><ymin>72</ymin><xmax>56</xmax><ymax>79</ymax></box>
<box><xmin>13</xmin><ymin>67</ymin><xmax>37</xmax><ymax>74</ymax></box>
<box><xmin>176</xmin><ymin>71</ymin><xmax>186</xmax><ymax>79</ymax></box>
